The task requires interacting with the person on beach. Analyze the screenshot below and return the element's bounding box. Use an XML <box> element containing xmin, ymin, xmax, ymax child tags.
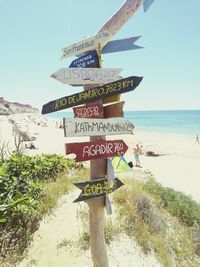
<box><xmin>134</xmin><ymin>144</ymin><xmax>142</xmax><ymax>167</ymax></box>
<box><xmin>25</xmin><ymin>142</ymin><xmax>36</xmax><ymax>149</ymax></box>
<box><xmin>195</xmin><ymin>134</ymin><xmax>199</xmax><ymax>144</ymax></box>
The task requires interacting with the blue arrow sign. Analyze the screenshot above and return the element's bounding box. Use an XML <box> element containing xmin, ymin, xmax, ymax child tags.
<box><xmin>102</xmin><ymin>36</ymin><xmax>143</xmax><ymax>54</ymax></box>
<box><xmin>69</xmin><ymin>50</ymin><xmax>99</xmax><ymax>68</ymax></box>
<box><xmin>143</xmin><ymin>0</ymin><xmax>155</xmax><ymax>12</ymax></box>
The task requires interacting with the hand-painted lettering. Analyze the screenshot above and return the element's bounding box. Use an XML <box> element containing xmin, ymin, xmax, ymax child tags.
<box><xmin>42</xmin><ymin>76</ymin><xmax>143</xmax><ymax>114</ymax></box>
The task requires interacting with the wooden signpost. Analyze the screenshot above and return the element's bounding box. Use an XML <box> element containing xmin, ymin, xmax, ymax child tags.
<box><xmin>69</xmin><ymin>50</ymin><xmax>99</xmax><ymax>68</ymax></box>
<box><xmin>73</xmin><ymin>177</ymin><xmax>124</xmax><ymax>202</ymax></box>
<box><xmin>104</xmin><ymin>101</ymin><xmax>124</xmax><ymax>118</ymax></box>
<box><xmin>65</xmin><ymin>140</ymin><xmax>128</xmax><ymax>162</ymax></box>
<box><xmin>50</xmin><ymin>67</ymin><xmax>123</xmax><ymax>85</ymax></box>
<box><xmin>61</xmin><ymin>31</ymin><xmax>110</xmax><ymax>60</ymax></box>
<box><xmin>83</xmin><ymin>2</ymin><xmax>155</xmax><ymax>265</ymax></box>
<box><xmin>41</xmin><ymin>0</ymin><xmax>156</xmax><ymax>266</ymax></box>
<box><xmin>42</xmin><ymin>76</ymin><xmax>143</xmax><ymax>114</ymax></box>
<box><xmin>63</xmin><ymin>117</ymin><xmax>134</xmax><ymax>137</ymax></box>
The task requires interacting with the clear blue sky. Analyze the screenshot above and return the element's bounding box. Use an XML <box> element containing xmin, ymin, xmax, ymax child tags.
<box><xmin>0</xmin><ymin>0</ymin><xmax>200</xmax><ymax>111</ymax></box>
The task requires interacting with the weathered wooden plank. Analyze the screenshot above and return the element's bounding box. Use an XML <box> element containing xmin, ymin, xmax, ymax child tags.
<box><xmin>61</xmin><ymin>31</ymin><xmax>110</xmax><ymax>60</ymax></box>
<box><xmin>73</xmin><ymin>103</ymin><xmax>104</xmax><ymax>118</ymax></box>
<box><xmin>51</xmin><ymin>67</ymin><xmax>122</xmax><ymax>85</ymax></box>
<box><xmin>103</xmin><ymin>101</ymin><xmax>124</xmax><ymax>118</ymax></box>
<box><xmin>73</xmin><ymin>177</ymin><xmax>124</xmax><ymax>202</ymax></box>
<box><xmin>42</xmin><ymin>76</ymin><xmax>143</xmax><ymax>114</ymax></box>
<box><xmin>97</xmin><ymin>0</ymin><xmax>144</xmax><ymax>38</ymax></box>
<box><xmin>65</xmin><ymin>140</ymin><xmax>128</xmax><ymax>162</ymax></box>
<box><xmin>63</xmin><ymin>117</ymin><xmax>134</xmax><ymax>137</ymax></box>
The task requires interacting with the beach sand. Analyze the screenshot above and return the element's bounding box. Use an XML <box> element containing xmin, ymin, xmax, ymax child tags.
<box><xmin>122</xmin><ymin>130</ymin><xmax>200</xmax><ymax>203</ymax></box>
<box><xmin>1</xmin><ymin>113</ymin><xmax>200</xmax><ymax>203</ymax></box>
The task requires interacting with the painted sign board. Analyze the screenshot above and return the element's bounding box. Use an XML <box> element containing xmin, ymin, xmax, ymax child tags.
<box><xmin>97</xmin><ymin>0</ymin><xmax>154</xmax><ymax>39</ymax></box>
<box><xmin>102</xmin><ymin>36</ymin><xmax>142</xmax><ymax>54</ymax></box>
<box><xmin>65</xmin><ymin>140</ymin><xmax>128</xmax><ymax>162</ymax></box>
<box><xmin>61</xmin><ymin>31</ymin><xmax>110</xmax><ymax>60</ymax></box>
<box><xmin>73</xmin><ymin>101</ymin><xmax>124</xmax><ymax>119</ymax></box>
<box><xmin>73</xmin><ymin>104</ymin><xmax>103</xmax><ymax>119</ymax></box>
<box><xmin>63</xmin><ymin>118</ymin><xmax>134</xmax><ymax>137</ymax></box>
<box><xmin>73</xmin><ymin>177</ymin><xmax>124</xmax><ymax>202</ymax></box>
<box><xmin>104</xmin><ymin>101</ymin><xmax>124</xmax><ymax>118</ymax></box>
<box><xmin>42</xmin><ymin>76</ymin><xmax>143</xmax><ymax>114</ymax></box>
<box><xmin>69</xmin><ymin>50</ymin><xmax>99</xmax><ymax>68</ymax></box>
<box><xmin>51</xmin><ymin>68</ymin><xmax>123</xmax><ymax>85</ymax></box>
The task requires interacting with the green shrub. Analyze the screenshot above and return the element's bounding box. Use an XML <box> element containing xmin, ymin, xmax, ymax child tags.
<box><xmin>0</xmin><ymin>154</ymin><xmax>73</xmax><ymax>223</ymax></box>
<box><xmin>0</xmin><ymin>153</ymin><xmax>82</xmax><ymax>261</ymax></box>
<box><xmin>144</xmin><ymin>178</ymin><xmax>200</xmax><ymax>227</ymax></box>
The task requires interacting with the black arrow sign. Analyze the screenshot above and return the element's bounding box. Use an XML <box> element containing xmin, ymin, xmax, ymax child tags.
<box><xmin>73</xmin><ymin>177</ymin><xmax>124</xmax><ymax>202</ymax></box>
<box><xmin>42</xmin><ymin>76</ymin><xmax>143</xmax><ymax>114</ymax></box>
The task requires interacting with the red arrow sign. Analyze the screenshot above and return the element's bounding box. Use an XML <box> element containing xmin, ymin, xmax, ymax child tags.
<box><xmin>65</xmin><ymin>140</ymin><xmax>128</xmax><ymax>162</ymax></box>
<box><xmin>73</xmin><ymin>103</ymin><xmax>103</xmax><ymax>118</ymax></box>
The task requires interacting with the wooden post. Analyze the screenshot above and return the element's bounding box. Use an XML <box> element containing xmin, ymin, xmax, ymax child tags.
<box><xmin>84</xmin><ymin>44</ymin><xmax>109</xmax><ymax>267</ymax></box>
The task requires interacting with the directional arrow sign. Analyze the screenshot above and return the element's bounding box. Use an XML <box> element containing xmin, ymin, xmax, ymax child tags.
<box><xmin>69</xmin><ymin>50</ymin><xmax>99</xmax><ymax>68</ymax></box>
<box><xmin>65</xmin><ymin>140</ymin><xmax>128</xmax><ymax>162</ymax></box>
<box><xmin>73</xmin><ymin>177</ymin><xmax>124</xmax><ymax>202</ymax></box>
<box><xmin>73</xmin><ymin>104</ymin><xmax>103</xmax><ymax>119</ymax></box>
<box><xmin>97</xmin><ymin>0</ymin><xmax>148</xmax><ymax>39</ymax></box>
<box><xmin>63</xmin><ymin>118</ymin><xmax>134</xmax><ymax>137</ymax></box>
<box><xmin>42</xmin><ymin>76</ymin><xmax>143</xmax><ymax>114</ymax></box>
<box><xmin>73</xmin><ymin>102</ymin><xmax>124</xmax><ymax>119</ymax></box>
<box><xmin>51</xmin><ymin>68</ymin><xmax>122</xmax><ymax>85</ymax></box>
<box><xmin>61</xmin><ymin>31</ymin><xmax>110</xmax><ymax>60</ymax></box>
<box><xmin>102</xmin><ymin>36</ymin><xmax>143</xmax><ymax>54</ymax></box>
<box><xmin>143</xmin><ymin>0</ymin><xmax>155</xmax><ymax>12</ymax></box>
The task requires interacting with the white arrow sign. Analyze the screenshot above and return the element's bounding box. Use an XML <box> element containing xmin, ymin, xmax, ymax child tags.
<box><xmin>51</xmin><ymin>67</ymin><xmax>123</xmax><ymax>85</ymax></box>
<box><xmin>61</xmin><ymin>31</ymin><xmax>110</xmax><ymax>60</ymax></box>
<box><xmin>97</xmin><ymin>0</ymin><xmax>155</xmax><ymax>39</ymax></box>
<box><xmin>63</xmin><ymin>118</ymin><xmax>134</xmax><ymax>137</ymax></box>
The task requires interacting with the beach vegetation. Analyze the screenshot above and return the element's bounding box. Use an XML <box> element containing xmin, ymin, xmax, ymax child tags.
<box><xmin>72</xmin><ymin>176</ymin><xmax>200</xmax><ymax>266</ymax></box>
<box><xmin>77</xmin><ymin>218</ymin><xmax>121</xmax><ymax>251</ymax></box>
<box><xmin>0</xmin><ymin>141</ymin><xmax>9</xmax><ymax>163</ymax></box>
<box><xmin>112</xmin><ymin>177</ymin><xmax>200</xmax><ymax>267</ymax></box>
<box><xmin>0</xmin><ymin>151</ymin><xmax>83</xmax><ymax>265</ymax></box>
<box><xmin>57</xmin><ymin>238</ymin><xmax>73</xmax><ymax>250</ymax></box>
<box><xmin>144</xmin><ymin>178</ymin><xmax>200</xmax><ymax>227</ymax></box>
<box><xmin>1</xmin><ymin>151</ymin><xmax>200</xmax><ymax>267</ymax></box>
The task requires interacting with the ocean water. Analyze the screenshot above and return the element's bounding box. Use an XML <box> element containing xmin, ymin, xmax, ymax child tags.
<box><xmin>46</xmin><ymin>110</ymin><xmax>200</xmax><ymax>137</ymax></box>
<box><xmin>124</xmin><ymin>110</ymin><xmax>200</xmax><ymax>137</ymax></box>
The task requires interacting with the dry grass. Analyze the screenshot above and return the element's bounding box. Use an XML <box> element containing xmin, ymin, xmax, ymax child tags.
<box><xmin>112</xmin><ymin>177</ymin><xmax>200</xmax><ymax>267</ymax></box>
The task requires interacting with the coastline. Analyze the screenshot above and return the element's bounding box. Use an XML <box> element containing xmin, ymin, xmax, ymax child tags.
<box><xmin>1</xmin><ymin>113</ymin><xmax>200</xmax><ymax>203</ymax></box>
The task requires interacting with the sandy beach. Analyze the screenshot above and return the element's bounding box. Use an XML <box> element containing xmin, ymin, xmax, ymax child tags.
<box><xmin>1</xmin><ymin>113</ymin><xmax>199</xmax><ymax>203</ymax></box>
